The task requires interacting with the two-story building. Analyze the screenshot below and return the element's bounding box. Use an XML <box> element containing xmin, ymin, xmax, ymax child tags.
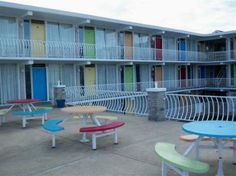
<box><xmin>0</xmin><ymin>2</ymin><xmax>236</xmax><ymax>103</ymax></box>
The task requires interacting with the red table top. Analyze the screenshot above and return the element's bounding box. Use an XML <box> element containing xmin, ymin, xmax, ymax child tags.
<box><xmin>7</xmin><ymin>99</ymin><xmax>39</xmax><ymax>104</ymax></box>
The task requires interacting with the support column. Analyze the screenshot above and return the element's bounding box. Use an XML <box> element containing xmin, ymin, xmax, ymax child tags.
<box><xmin>146</xmin><ymin>88</ymin><xmax>166</xmax><ymax>121</ymax></box>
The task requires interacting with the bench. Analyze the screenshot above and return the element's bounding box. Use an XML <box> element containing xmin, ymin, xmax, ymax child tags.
<box><xmin>14</xmin><ymin>109</ymin><xmax>51</xmax><ymax>128</ymax></box>
<box><xmin>43</xmin><ymin>119</ymin><xmax>64</xmax><ymax>148</ymax></box>
<box><xmin>155</xmin><ymin>142</ymin><xmax>209</xmax><ymax>176</ymax></box>
<box><xmin>80</xmin><ymin>121</ymin><xmax>125</xmax><ymax>150</ymax></box>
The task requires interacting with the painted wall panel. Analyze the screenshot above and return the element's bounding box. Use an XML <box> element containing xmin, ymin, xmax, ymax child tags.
<box><xmin>24</xmin><ymin>20</ymin><xmax>31</xmax><ymax>56</ymax></box>
<box><xmin>48</xmin><ymin>64</ymin><xmax>61</xmax><ymax>100</ymax></box>
<box><xmin>97</xmin><ymin>64</ymin><xmax>106</xmax><ymax>85</ymax></box>
<box><xmin>96</xmin><ymin>29</ymin><xmax>106</xmax><ymax>59</ymax></box>
<box><xmin>105</xmin><ymin>30</ymin><xmax>116</xmax><ymax>59</ymax></box>
<box><xmin>0</xmin><ymin>64</ymin><xmax>19</xmax><ymax>103</ymax></box>
<box><xmin>62</xmin><ymin>64</ymin><xmax>75</xmax><ymax>86</ymax></box>
<box><xmin>163</xmin><ymin>36</ymin><xmax>176</xmax><ymax>61</ymax></box>
<box><xmin>31</xmin><ymin>21</ymin><xmax>45</xmax><ymax>57</ymax></box>
<box><xmin>106</xmin><ymin>65</ymin><xmax>117</xmax><ymax>84</ymax></box>
<box><xmin>85</xmin><ymin>28</ymin><xmax>96</xmax><ymax>58</ymax></box>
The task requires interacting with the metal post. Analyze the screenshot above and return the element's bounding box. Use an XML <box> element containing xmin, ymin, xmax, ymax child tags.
<box><xmin>216</xmin><ymin>138</ymin><xmax>224</xmax><ymax>176</ymax></box>
<box><xmin>52</xmin><ymin>134</ymin><xmax>56</xmax><ymax>148</ymax></box>
<box><xmin>114</xmin><ymin>129</ymin><xmax>118</xmax><ymax>144</ymax></box>
<box><xmin>92</xmin><ymin>133</ymin><xmax>96</xmax><ymax>150</ymax></box>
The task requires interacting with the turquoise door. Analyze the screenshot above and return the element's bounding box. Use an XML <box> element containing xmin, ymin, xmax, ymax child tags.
<box><xmin>32</xmin><ymin>67</ymin><xmax>47</xmax><ymax>101</ymax></box>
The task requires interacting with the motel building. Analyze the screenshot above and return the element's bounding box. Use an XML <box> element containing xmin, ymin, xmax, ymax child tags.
<box><xmin>0</xmin><ymin>1</ymin><xmax>236</xmax><ymax>105</ymax></box>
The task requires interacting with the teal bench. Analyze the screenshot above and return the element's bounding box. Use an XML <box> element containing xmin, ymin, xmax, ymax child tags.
<box><xmin>155</xmin><ymin>142</ymin><xmax>209</xmax><ymax>176</ymax></box>
<box><xmin>43</xmin><ymin>119</ymin><xmax>64</xmax><ymax>148</ymax></box>
<box><xmin>14</xmin><ymin>109</ymin><xmax>51</xmax><ymax>128</ymax></box>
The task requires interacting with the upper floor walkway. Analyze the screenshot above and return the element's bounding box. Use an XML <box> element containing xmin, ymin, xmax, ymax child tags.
<box><xmin>0</xmin><ymin>38</ymin><xmax>236</xmax><ymax>63</ymax></box>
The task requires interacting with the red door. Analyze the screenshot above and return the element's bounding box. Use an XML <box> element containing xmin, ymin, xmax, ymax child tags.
<box><xmin>156</xmin><ymin>37</ymin><xmax>162</xmax><ymax>60</ymax></box>
<box><xmin>180</xmin><ymin>66</ymin><xmax>186</xmax><ymax>87</ymax></box>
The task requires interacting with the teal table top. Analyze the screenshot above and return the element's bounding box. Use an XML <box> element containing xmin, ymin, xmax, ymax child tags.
<box><xmin>183</xmin><ymin>121</ymin><xmax>236</xmax><ymax>138</ymax></box>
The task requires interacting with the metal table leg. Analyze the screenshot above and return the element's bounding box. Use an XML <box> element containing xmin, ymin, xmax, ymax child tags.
<box><xmin>80</xmin><ymin>115</ymin><xmax>89</xmax><ymax>142</ymax></box>
<box><xmin>216</xmin><ymin>138</ymin><xmax>224</xmax><ymax>176</ymax></box>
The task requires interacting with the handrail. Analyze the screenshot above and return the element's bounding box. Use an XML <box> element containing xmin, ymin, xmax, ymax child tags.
<box><xmin>0</xmin><ymin>37</ymin><xmax>235</xmax><ymax>61</ymax></box>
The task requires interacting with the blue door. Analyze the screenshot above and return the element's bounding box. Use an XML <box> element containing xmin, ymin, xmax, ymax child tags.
<box><xmin>32</xmin><ymin>67</ymin><xmax>47</xmax><ymax>101</ymax></box>
<box><xmin>179</xmin><ymin>39</ymin><xmax>186</xmax><ymax>61</ymax></box>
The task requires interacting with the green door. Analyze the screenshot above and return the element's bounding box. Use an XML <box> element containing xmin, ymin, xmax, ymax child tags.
<box><xmin>124</xmin><ymin>66</ymin><xmax>133</xmax><ymax>91</ymax></box>
<box><xmin>85</xmin><ymin>28</ymin><xmax>95</xmax><ymax>58</ymax></box>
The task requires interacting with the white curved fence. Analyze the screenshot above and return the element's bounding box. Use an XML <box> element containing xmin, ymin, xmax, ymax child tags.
<box><xmin>65</xmin><ymin>82</ymin><xmax>236</xmax><ymax>120</ymax></box>
<box><xmin>65</xmin><ymin>83</ymin><xmax>148</xmax><ymax>116</ymax></box>
<box><xmin>166</xmin><ymin>94</ymin><xmax>236</xmax><ymax>121</ymax></box>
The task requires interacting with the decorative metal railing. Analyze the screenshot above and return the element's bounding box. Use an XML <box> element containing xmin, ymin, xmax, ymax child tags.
<box><xmin>0</xmin><ymin>38</ymin><xmax>235</xmax><ymax>61</ymax></box>
<box><xmin>157</xmin><ymin>78</ymin><xmax>236</xmax><ymax>91</ymax></box>
<box><xmin>64</xmin><ymin>78</ymin><xmax>236</xmax><ymax>118</ymax></box>
<box><xmin>166</xmin><ymin>94</ymin><xmax>236</xmax><ymax>121</ymax></box>
<box><xmin>65</xmin><ymin>83</ymin><xmax>149</xmax><ymax>116</ymax></box>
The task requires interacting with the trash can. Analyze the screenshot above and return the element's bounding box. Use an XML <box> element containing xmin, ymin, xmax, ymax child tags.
<box><xmin>53</xmin><ymin>81</ymin><xmax>66</xmax><ymax>108</ymax></box>
<box><xmin>56</xmin><ymin>99</ymin><xmax>65</xmax><ymax>108</ymax></box>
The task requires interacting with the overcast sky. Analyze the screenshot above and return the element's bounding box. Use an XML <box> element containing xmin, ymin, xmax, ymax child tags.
<box><xmin>2</xmin><ymin>0</ymin><xmax>236</xmax><ymax>34</ymax></box>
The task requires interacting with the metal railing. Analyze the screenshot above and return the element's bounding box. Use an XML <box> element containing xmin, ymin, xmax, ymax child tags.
<box><xmin>64</xmin><ymin>80</ymin><xmax>236</xmax><ymax>119</ymax></box>
<box><xmin>65</xmin><ymin>83</ymin><xmax>148</xmax><ymax>116</ymax></box>
<box><xmin>157</xmin><ymin>78</ymin><xmax>236</xmax><ymax>91</ymax></box>
<box><xmin>0</xmin><ymin>38</ymin><xmax>235</xmax><ymax>61</ymax></box>
<box><xmin>166</xmin><ymin>94</ymin><xmax>236</xmax><ymax>121</ymax></box>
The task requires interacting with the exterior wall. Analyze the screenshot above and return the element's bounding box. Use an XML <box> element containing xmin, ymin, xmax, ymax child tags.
<box><xmin>0</xmin><ymin>7</ymin><xmax>236</xmax><ymax>103</ymax></box>
<box><xmin>0</xmin><ymin>64</ymin><xmax>20</xmax><ymax>103</ymax></box>
<box><xmin>162</xmin><ymin>36</ymin><xmax>176</xmax><ymax>61</ymax></box>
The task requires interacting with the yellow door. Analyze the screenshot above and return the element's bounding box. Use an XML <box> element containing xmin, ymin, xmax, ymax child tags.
<box><xmin>31</xmin><ymin>21</ymin><xmax>45</xmax><ymax>57</ymax></box>
<box><xmin>84</xmin><ymin>66</ymin><xmax>96</xmax><ymax>86</ymax></box>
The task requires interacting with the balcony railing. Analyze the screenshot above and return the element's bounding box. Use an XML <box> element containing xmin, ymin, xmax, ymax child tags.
<box><xmin>157</xmin><ymin>78</ymin><xmax>236</xmax><ymax>91</ymax></box>
<box><xmin>0</xmin><ymin>38</ymin><xmax>235</xmax><ymax>61</ymax></box>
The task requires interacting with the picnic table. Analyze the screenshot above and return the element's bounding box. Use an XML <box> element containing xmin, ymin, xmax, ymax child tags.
<box><xmin>7</xmin><ymin>99</ymin><xmax>39</xmax><ymax>112</ymax></box>
<box><xmin>61</xmin><ymin>106</ymin><xmax>107</xmax><ymax>142</ymax></box>
<box><xmin>183</xmin><ymin>120</ymin><xmax>236</xmax><ymax>176</ymax></box>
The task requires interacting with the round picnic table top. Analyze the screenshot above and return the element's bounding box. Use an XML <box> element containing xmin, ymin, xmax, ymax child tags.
<box><xmin>183</xmin><ymin>120</ymin><xmax>236</xmax><ymax>138</ymax></box>
<box><xmin>61</xmin><ymin>106</ymin><xmax>107</xmax><ymax>114</ymax></box>
<box><xmin>7</xmin><ymin>99</ymin><xmax>39</xmax><ymax>104</ymax></box>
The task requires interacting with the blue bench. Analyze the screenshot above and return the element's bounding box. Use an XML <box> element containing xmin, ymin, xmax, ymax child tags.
<box><xmin>43</xmin><ymin>119</ymin><xmax>64</xmax><ymax>148</ymax></box>
<box><xmin>14</xmin><ymin>109</ymin><xmax>51</xmax><ymax>128</ymax></box>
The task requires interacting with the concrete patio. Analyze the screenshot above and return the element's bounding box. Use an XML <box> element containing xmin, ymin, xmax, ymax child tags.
<box><xmin>0</xmin><ymin>108</ymin><xmax>235</xmax><ymax>176</ymax></box>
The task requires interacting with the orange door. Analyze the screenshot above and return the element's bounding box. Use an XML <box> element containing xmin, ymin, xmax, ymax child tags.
<box><xmin>125</xmin><ymin>32</ymin><xmax>133</xmax><ymax>59</ymax></box>
<box><xmin>155</xmin><ymin>66</ymin><xmax>162</xmax><ymax>87</ymax></box>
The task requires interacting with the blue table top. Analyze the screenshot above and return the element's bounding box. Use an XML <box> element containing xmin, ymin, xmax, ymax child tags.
<box><xmin>183</xmin><ymin>121</ymin><xmax>236</xmax><ymax>138</ymax></box>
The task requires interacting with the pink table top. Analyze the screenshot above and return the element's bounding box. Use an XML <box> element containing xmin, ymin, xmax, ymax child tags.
<box><xmin>7</xmin><ymin>99</ymin><xmax>39</xmax><ymax>104</ymax></box>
